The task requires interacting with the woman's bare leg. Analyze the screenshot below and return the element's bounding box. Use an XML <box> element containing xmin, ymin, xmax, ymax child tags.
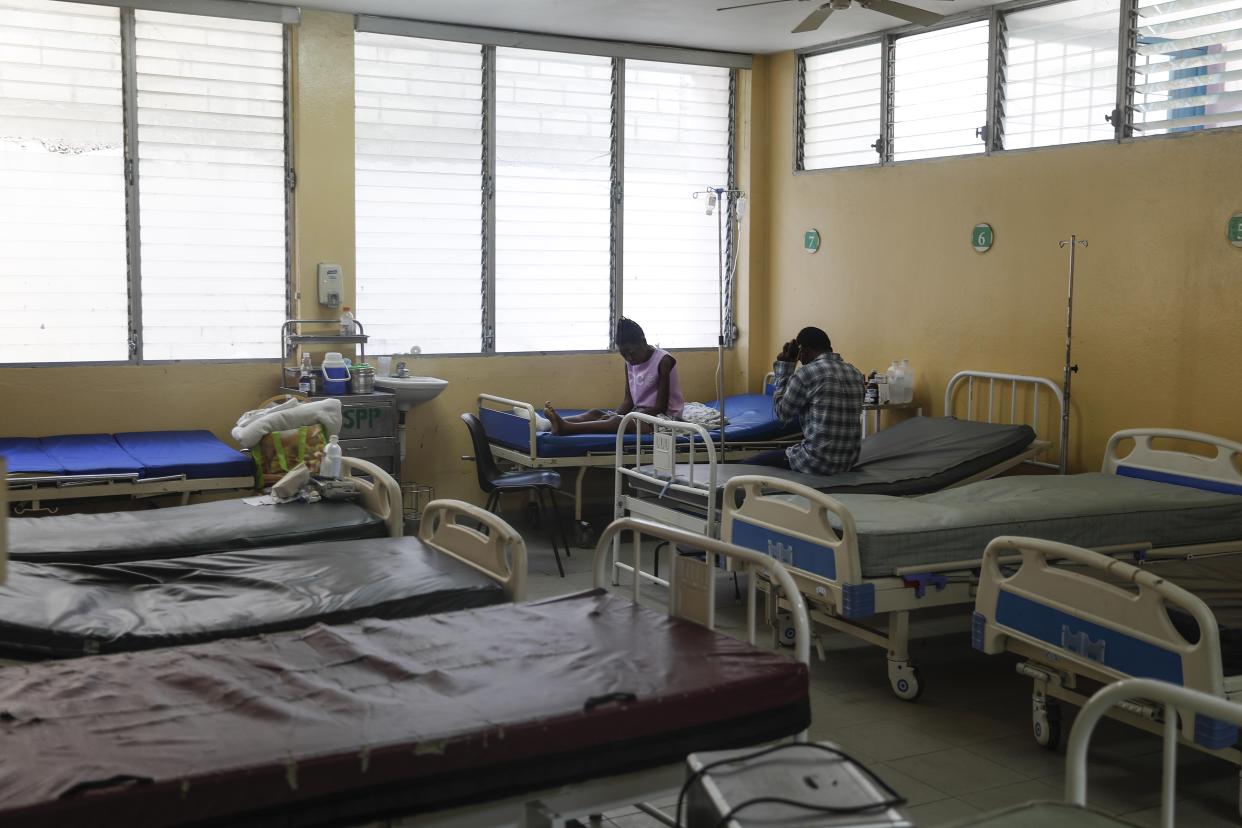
<box><xmin>544</xmin><ymin>404</ymin><xmax>623</xmax><ymax>436</ymax></box>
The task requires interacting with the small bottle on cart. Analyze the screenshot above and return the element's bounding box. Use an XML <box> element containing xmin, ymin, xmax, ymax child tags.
<box><xmin>321</xmin><ymin>435</ymin><xmax>343</xmax><ymax>479</ymax></box>
<box><xmin>298</xmin><ymin>352</ymin><xmax>314</xmax><ymax>395</ymax></box>
<box><xmin>339</xmin><ymin>307</ymin><xmax>355</xmax><ymax>336</ymax></box>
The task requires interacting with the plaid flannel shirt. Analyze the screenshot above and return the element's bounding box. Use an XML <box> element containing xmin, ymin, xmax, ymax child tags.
<box><xmin>772</xmin><ymin>352</ymin><xmax>865</xmax><ymax>475</ymax></box>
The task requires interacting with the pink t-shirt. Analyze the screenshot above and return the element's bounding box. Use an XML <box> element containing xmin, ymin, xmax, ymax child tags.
<box><xmin>626</xmin><ymin>347</ymin><xmax>684</xmax><ymax>418</ymax></box>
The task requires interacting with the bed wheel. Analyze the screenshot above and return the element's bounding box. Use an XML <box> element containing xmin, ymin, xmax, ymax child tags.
<box><xmin>888</xmin><ymin>661</ymin><xmax>923</xmax><ymax>701</ymax></box>
<box><xmin>777</xmin><ymin>615</ymin><xmax>797</xmax><ymax>648</ymax></box>
<box><xmin>574</xmin><ymin>521</ymin><xmax>594</xmax><ymax>548</ymax></box>
<box><xmin>1033</xmin><ymin>700</ymin><xmax>1061</xmax><ymax>750</ymax></box>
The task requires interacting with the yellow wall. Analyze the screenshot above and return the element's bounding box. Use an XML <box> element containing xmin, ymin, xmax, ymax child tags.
<box><xmin>0</xmin><ymin>11</ymin><xmax>744</xmax><ymax>509</ymax></box>
<box><xmin>754</xmin><ymin>52</ymin><xmax>1242</xmax><ymax>472</ymax></box>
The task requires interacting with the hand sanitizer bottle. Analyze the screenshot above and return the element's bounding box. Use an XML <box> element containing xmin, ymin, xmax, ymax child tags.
<box><xmin>321</xmin><ymin>434</ymin><xmax>343</xmax><ymax>479</ymax></box>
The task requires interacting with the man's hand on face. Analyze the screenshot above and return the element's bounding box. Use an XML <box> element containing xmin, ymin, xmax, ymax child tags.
<box><xmin>778</xmin><ymin>339</ymin><xmax>800</xmax><ymax>364</ymax></box>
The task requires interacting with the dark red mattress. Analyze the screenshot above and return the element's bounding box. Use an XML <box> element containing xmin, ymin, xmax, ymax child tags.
<box><xmin>0</xmin><ymin>590</ymin><xmax>809</xmax><ymax>828</ymax></box>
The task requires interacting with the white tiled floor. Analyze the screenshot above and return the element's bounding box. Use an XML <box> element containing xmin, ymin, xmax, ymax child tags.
<box><xmin>517</xmin><ymin>527</ymin><xmax>1242</xmax><ymax>828</ymax></box>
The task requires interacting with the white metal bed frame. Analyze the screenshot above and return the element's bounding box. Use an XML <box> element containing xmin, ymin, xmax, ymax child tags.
<box><xmin>611</xmin><ymin>370</ymin><xmax>1062</xmax><ymax>594</ymax></box>
<box><xmin>944</xmin><ymin>369</ymin><xmax>1066</xmax><ymax>473</ymax></box>
<box><xmin>477</xmin><ymin>392</ymin><xmax>798</xmax><ymax>541</ymax></box>
<box><xmin>7</xmin><ymin>468</ymin><xmax>255</xmax><ymax>514</ymax></box>
<box><xmin>721</xmin><ymin>428</ymin><xmax>1242</xmax><ymax>702</ymax></box>
<box><xmin>396</xmin><ymin>516</ymin><xmax>811</xmax><ymax>828</ymax></box>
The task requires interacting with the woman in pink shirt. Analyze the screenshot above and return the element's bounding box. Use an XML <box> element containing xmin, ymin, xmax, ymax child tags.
<box><xmin>544</xmin><ymin>318</ymin><xmax>684</xmax><ymax>435</ymax></box>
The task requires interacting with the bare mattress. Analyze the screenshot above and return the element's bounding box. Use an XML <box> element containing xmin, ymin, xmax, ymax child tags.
<box><xmin>8</xmin><ymin>498</ymin><xmax>386</xmax><ymax>564</ymax></box>
<box><xmin>0</xmin><ymin>590</ymin><xmax>810</xmax><ymax>828</ymax></box>
<box><xmin>0</xmin><ymin>536</ymin><xmax>504</xmax><ymax>658</ymax></box>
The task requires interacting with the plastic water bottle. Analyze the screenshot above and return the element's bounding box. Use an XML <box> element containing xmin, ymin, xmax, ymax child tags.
<box><xmin>321</xmin><ymin>435</ymin><xmax>343</xmax><ymax>479</ymax></box>
<box><xmin>339</xmin><ymin>307</ymin><xmax>355</xmax><ymax>336</ymax></box>
<box><xmin>885</xmin><ymin>361</ymin><xmax>900</xmax><ymax>403</ymax></box>
<box><xmin>899</xmin><ymin>359</ymin><xmax>914</xmax><ymax>404</ymax></box>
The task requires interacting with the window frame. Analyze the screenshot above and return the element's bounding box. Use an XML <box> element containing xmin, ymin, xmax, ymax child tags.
<box><xmin>793</xmin><ymin>0</ymin><xmax>1242</xmax><ymax>174</ymax></box>
<box><xmin>2</xmin><ymin>1</ymin><xmax>294</xmax><ymax>368</ymax></box>
<box><xmin>353</xmin><ymin>17</ymin><xmax>745</xmax><ymax>356</ymax></box>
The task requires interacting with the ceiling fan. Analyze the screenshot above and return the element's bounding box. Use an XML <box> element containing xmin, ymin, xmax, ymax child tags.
<box><xmin>718</xmin><ymin>0</ymin><xmax>947</xmax><ymax>34</ymax></box>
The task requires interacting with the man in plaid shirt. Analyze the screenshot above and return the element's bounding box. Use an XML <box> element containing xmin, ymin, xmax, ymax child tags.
<box><xmin>751</xmin><ymin>327</ymin><xmax>865</xmax><ymax>475</ymax></box>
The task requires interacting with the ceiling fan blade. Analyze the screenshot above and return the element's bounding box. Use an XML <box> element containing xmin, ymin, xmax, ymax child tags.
<box><xmin>860</xmin><ymin>0</ymin><xmax>944</xmax><ymax>26</ymax></box>
<box><xmin>718</xmin><ymin>0</ymin><xmax>795</xmax><ymax>11</ymax></box>
<box><xmin>791</xmin><ymin>4</ymin><xmax>834</xmax><ymax>33</ymax></box>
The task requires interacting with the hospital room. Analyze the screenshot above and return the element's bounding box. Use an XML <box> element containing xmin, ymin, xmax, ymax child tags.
<box><xmin>2</xmin><ymin>0</ymin><xmax>1242</xmax><ymax>824</ymax></box>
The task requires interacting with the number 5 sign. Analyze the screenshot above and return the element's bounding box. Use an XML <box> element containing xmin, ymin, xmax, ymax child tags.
<box><xmin>972</xmin><ymin>223</ymin><xmax>994</xmax><ymax>253</ymax></box>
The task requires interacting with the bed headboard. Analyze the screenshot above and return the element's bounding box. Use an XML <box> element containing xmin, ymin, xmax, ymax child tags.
<box><xmin>944</xmin><ymin>370</ymin><xmax>1065</xmax><ymax>473</ymax></box>
<box><xmin>1103</xmin><ymin>429</ymin><xmax>1242</xmax><ymax>495</ymax></box>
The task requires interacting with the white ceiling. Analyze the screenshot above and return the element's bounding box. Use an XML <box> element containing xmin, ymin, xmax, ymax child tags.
<box><xmin>291</xmin><ymin>0</ymin><xmax>995</xmax><ymax>55</ymax></box>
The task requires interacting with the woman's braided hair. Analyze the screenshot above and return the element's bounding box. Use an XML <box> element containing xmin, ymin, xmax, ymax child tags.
<box><xmin>616</xmin><ymin>317</ymin><xmax>646</xmax><ymax>346</ymax></box>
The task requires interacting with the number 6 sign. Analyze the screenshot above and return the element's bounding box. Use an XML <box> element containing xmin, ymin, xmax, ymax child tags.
<box><xmin>972</xmin><ymin>223</ymin><xmax>994</xmax><ymax>253</ymax></box>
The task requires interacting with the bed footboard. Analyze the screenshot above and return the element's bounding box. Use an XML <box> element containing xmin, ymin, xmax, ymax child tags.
<box><xmin>1104</xmin><ymin>428</ymin><xmax>1242</xmax><ymax>495</ymax></box>
<box><xmin>420</xmin><ymin>499</ymin><xmax>527</xmax><ymax>602</ymax></box>
<box><xmin>974</xmin><ymin>535</ymin><xmax>1227</xmax><ymax>746</ymax></box>
<box><xmin>341</xmin><ymin>456</ymin><xmax>403</xmax><ymax>537</ymax></box>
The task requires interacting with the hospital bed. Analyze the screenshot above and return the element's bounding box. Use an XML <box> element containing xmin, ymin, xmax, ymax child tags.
<box><xmin>721</xmin><ymin>428</ymin><xmax>1242</xmax><ymax>701</ymax></box>
<box><xmin>2</xmin><ymin>430</ymin><xmax>254</xmax><ymax>513</ymax></box>
<box><xmin>0</xmin><ymin>518</ymin><xmax>812</xmax><ymax>828</ymax></box>
<box><xmin>6</xmin><ymin>455</ymin><xmax>402</xmax><ymax>564</ymax></box>
<box><xmin>0</xmin><ymin>499</ymin><xmax>525</xmax><ymax>659</ymax></box>
<box><xmin>612</xmin><ymin>370</ymin><xmax>1061</xmax><ymax>588</ymax></box>
<box><xmin>477</xmin><ymin>390</ymin><xmax>801</xmax><ymax>542</ymax></box>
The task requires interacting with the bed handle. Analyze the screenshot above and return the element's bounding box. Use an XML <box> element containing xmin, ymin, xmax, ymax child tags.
<box><xmin>722</xmin><ymin>475</ymin><xmax>858</xmax><ymax>549</ymax></box>
<box><xmin>421</xmin><ymin>499</ymin><xmax>527</xmax><ymax>602</ymax></box>
<box><xmin>339</xmin><ymin>455</ymin><xmax>403</xmax><ymax>538</ymax></box>
<box><xmin>1103</xmin><ymin>428</ymin><xmax>1242</xmax><ymax>484</ymax></box>
<box><xmin>59</xmin><ymin>774</ymin><xmax>153</xmax><ymax>799</ymax></box>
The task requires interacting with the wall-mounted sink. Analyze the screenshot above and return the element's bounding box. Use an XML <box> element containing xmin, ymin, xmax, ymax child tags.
<box><xmin>374</xmin><ymin>376</ymin><xmax>448</xmax><ymax>412</ymax></box>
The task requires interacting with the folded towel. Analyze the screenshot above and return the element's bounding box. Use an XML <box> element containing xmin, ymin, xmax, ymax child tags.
<box><xmin>681</xmin><ymin>402</ymin><xmax>728</xmax><ymax>430</ymax></box>
<box><xmin>232</xmin><ymin>398</ymin><xmax>344</xmax><ymax>448</ymax></box>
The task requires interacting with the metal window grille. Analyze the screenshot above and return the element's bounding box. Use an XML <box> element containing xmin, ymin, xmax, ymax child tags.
<box><xmin>893</xmin><ymin>20</ymin><xmax>992</xmax><ymax>161</ymax></box>
<box><xmin>621</xmin><ymin>59</ymin><xmax>732</xmax><ymax>349</ymax></box>
<box><xmin>134</xmin><ymin>10</ymin><xmax>287</xmax><ymax>360</ymax></box>
<box><xmin>1127</xmin><ymin>0</ymin><xmax>1242</xmax><ymax>134</ymax></box>
<box><xmin>801</xmin><ymin>42</ymin><xmax>885</xmax><ymax>169</ymax></box>
<box><xmin>1001</xmin><ymin>0</ymin><xmax>1121</xmax><ymax>149</ymax></box>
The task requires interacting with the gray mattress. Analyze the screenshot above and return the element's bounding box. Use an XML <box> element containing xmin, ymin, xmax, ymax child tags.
<box><xmin>766</xmin><ymin>473</ymin><xmax>1242</xmax><ymax>578</ymax></box>
<box><xmin>628</xmin><ymin>417</ymin><xmax>1037</xmax><ymax>511</ymax></box>
<box><xmin>8</xmin><ymin>498</ymin><xmax>387</xmax><ymax>564</ymax></box>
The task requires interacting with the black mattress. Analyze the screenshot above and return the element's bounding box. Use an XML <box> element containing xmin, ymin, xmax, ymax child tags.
<box><xmin>8</xmin><ymin>498</ymin><xmax>386</xmax><ymax>564</ymax></box>
<box><xmin>0</xmin><ymin>590</ymin><xmax>810</xmax><ymax>828</ymax></box>
<box><xmin>629</xmin><ymin>416</ymin><xmax>1038</xmax><ymax>511</ymax></box>
<box><xmin>0</xmin><ymin>537</ymin><xmax>504</xmax><ymax>658</ymax></box>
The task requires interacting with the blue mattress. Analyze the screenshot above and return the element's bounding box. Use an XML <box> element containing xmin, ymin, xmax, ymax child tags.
<box><xmin>482</xmin><ymin>393</ymin><xmax>798</xmax><ymax>458</ymax></box>
<box><xmin>2</xmin><ymin>431</ymin><xmax>250</xmax><ymax>480</ymax></box>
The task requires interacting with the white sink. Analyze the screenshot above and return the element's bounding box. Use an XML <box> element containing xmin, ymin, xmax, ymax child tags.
<box><xmin>374</xmin><ymin>375</ymin><xmax>448</xmax><ymax>411</ymax></box>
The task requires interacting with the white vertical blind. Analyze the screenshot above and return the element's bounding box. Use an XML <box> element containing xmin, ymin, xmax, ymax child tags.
<box><xmin>893</xmin><ymin>21</ymin><xmax>990</xmax><ymax>161</ymax></box>
<box><xmin>494</xmin><ymin>48</ymin><xmax>612</xmax><ymax>352</ymax></box>
<box><xmin>1004</xmin><ymin>0</ymin><xmax>1120</xmax><ymax>149</ymax></box>
<box><xmin>622</xmin><ymin>60</ymin><xmax>730</xmax><ymax>349</ymax></box>
<box><xmin>0</xmin><ymin>0</ymin><xmax>128</xmax><ymax>363</ymax></box>
<box><xmin>134</xmin><ymin>10</ymin><xmax>286</xmax><ymax>360</ymax></box>
<box><xmin>802</xmin><ymin>44</ymin><xmax>883</xmax><ymax>169</ymax></box>
<box><xmin>1132</xmin><ymin>0</ymin><xmax>1242</xmax><ymax>133</ymax></box>
<box><xmin>355</xmin><ymin>34</ymin><xmax>483</xmax><ymax>355</ymax></box>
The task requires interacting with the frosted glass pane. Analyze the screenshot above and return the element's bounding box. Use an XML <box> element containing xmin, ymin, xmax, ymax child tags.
<box><xmin>355</xmin><ymin>34</ymin><xmax>483</xmax><ymax>355</ymax></box>
<box><xmin>803</xmin><ymin>44</ymin><xmax>882</xmax><ymax>169</ymax></box>
<box><xmin>0</xmin><ymin>0</ymin><xmax>128</xmax><ymax>363</ymax></box>
<box><xmin>1004</xmin><ymin>0</ymin><xmax>1120</xmax><ymax>149</ymax></box>
<box><xmin>894</xmin><ymin>21</ymin><xmax>990</xmax><ymax>161</ymax></box>
<box><xmin>623</xmin><ymin>60</ymin><xmax>730</xmax><ymax>349</ymax></box>
<box><xmin>495</xmin><ymin>48</ymin><xmax>612</xmax><ymax>353</ymax></box>
<box><xmin>135</xmin><ymin>10</ymin><xmax>287</xmax><ymax>360</ymax></box>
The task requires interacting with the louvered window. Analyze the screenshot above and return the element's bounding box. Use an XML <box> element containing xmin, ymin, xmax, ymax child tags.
<box><xmin>494</xmin><ymin>48</ymin><xmax>613</xmax><ymax>353</ymax></box>
<box><xmin>0</xmin><ymin>0</ymin><xmax>128</xmax><ymax>363</ymax></box>
<box><xmin>1130</xmin><ymin>0</ymin><xmax>1242</xmax><ymax>134</ymax></box>
<box><xmin>134</xmin><ymin>10</ymin><xmax>287</xmax><ymax>360</ymax></box>
<box><xmin>622</xmin><ymin>60</ymin><xmax>731</xmax><ymax>349</ymax></box>
<box><xmin>893</xmin><ymin>20</ymin><xmax>991</xmax><ymax>161</ymax></box>
<box><xmin>801</xmin><ymin>43</ymin><xmax>883</xmax><ymax>169</ymax></box>
<box><xmin>355</xmin><ymin>34</ymin><xmax>483</xmax><ymax>355</ymax></box>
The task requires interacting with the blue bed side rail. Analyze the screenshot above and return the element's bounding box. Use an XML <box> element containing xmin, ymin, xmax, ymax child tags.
<box><xmin>1115</xmin><ymin>465</ymin><xmax>1242</xmax><ymax>497</ymax></box>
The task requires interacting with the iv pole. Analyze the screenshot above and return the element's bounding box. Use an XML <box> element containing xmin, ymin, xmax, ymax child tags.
<box><xmin>1057</xmin><ymin>234</ymin><xmax>1087</xmax><ymax>474</ymax></box>
<box><xmin>693</xmin><ymin>186</ymin><xmax>745</xmax><ymax>443</ymax></box>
